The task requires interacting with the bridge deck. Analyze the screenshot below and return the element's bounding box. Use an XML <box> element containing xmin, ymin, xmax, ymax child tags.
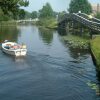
<box><xmin>58</xmin><ymin>13</ymin><xmax>100</xmax><ymax>32</ymax></box>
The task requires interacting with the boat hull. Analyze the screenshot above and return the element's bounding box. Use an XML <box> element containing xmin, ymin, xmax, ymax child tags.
<box><xmin>2</xmin><ymin>42</ymin><xmax>27</xmax><ymax>57</ymax></box>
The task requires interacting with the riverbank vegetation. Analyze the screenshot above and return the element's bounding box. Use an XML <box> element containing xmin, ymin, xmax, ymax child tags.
<box><xmin>95</xmin><ymin>12</ymin><xmax>100</xmax><ymax>19</ymax></box>
<box><xmin>62</xmin><ymin>33</ymin><xmax>100</xmax><ymax>70</ymax></box>
<box><xmin>90</xmin><ymin>36</ymin><xmax>100</xmax><ymax>68</ymax></box>
<box><xmin>0</xmin><ymin>21</ymin><xmax>17</xmax><ymax>26</ymax></box>
<box><xmin>62</xmin><ymin>34</ymin><xmax>90</xmax><ymax>49</ymax></box>
<box><xmin>36</xmin><ymin>2</ymin><xmax>58</xmax><ymax>29</ymax></box>
<box><xmin>37</xmin><ymin>18</ymin><xmax>57</xmax><ymax>29</ymax></box>
<box><xmin>0</xmin><ymin>1</ymin><xmax>59</xmax><ymax>28</ymax></box>
<box><xmin>0</xmin><ymin>0</ymin><xmax>29</xmax><ymax>20</ymax></box>
<box><xmin>0</xmin><ymin>1</ymin><xmax>28</xmax><ymax>25</ymax></box>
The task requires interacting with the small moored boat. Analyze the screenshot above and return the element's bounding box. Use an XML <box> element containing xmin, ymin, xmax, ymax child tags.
<box><xmin>2</xmin><ymin>41</ymin><xmax>27</xmax><ymax>56</ymax></box>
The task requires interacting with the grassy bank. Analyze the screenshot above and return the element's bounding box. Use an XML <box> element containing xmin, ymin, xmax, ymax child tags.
<box><xmin>62</xmin><ymin>34</ymin><xmax>90</xmax><ymax>49</ymax></box>
<box><xmin>0</xmin><ymin>21</ymin><xmax>17</xmax><ymax>26</ymax></box>
<box><xmin>37</xmin><ymin>18</ymin><xmax>57</xmax><ymax>29</ymax></box>
<box><xmin>90</xmin><ymin>36</ymin><xmax>100</xmax><ymax>68</ymax></box>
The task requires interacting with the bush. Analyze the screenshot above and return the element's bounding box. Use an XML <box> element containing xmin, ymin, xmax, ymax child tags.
<box><xmin>37</xmin><ymin>17</ymin><xmax>57</xmax><ymax>29</ymax></box>
<box><xmin>95</xmin><ymin>12</ymin><xmax>100</xmax><ymax>19</ymax></box>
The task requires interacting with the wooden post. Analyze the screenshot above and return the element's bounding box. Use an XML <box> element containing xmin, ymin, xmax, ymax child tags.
<box><xmin>80</xmin><ymin>24</ymin><xmax>84</xmax><ymax>36</ymax></box>
<box><xmin>72</xmin><ymin>20</ymin><xmax>75</xmax><ymax>34</ymax></box>
<box><xmin>90</xmin><ymin>29</ymin><xmax>93</xmax><ymax>39</ymax></box>
<box><xmin>65</xmin><ymin>21</ymin><xmax>69</xmax><ymax>34</ymax></box>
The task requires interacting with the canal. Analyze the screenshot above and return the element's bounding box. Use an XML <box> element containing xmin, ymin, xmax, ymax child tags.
<box><xmin>0</xmin><ymin>25</ymin><xmax>99</xmax><ymax>100</ymax></box>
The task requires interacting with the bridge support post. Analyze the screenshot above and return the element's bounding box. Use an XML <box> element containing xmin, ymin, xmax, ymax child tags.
<box><xmin>90</xmin><ymin>29</ymin><xmax>93</xmax><ymax>39</ymax></box>
<box><xmin>80</xmin><ymin>25</ymin><xmax>84</xmax><ymax>35</ymax></box>
<box><xmin>72</xmin><ymin>20</ymin><xmax>75</xmax><ymax>34</ymax></box>
<box><xmin>65</xmin><ymin>22</ymin><xmax>69</xmax><ymax>33</ymax></box>
<box><xmin>61</xmin><ymin>21</ymin><xmax>66</xmax><ymax>29</ymax></box>
<box><xmin>72</xmin><ymin>20</ymin><xmax>78</xmax><ymax>34</ymax></box>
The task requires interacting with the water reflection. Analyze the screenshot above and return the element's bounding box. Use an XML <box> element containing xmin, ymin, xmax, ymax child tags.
<box><xmin>38</xmin><ymin>27</ymin><xmax>53</xmax><ymax>45</ymax></box>
<box><xmin>67</xmin><ymin>46</ymin><xmax>89</xmax><ymax>59</ymax></box>
<box><xmin>58</xmin><ymin>28</ymin><xmax>67</xmax><ymax>36</ymax></box>
<box><xmin>0</xmin><ymin>26</ymin><xmax>19</xmax><ymax>43</ymax></box>
<box><xmin>96</xmin><ymin>70</ymin><xmax>100</xmax><ymax>83</ymax></box>
<box><xmin>58</xmin><ymin>32</ymin><xmax>89</xmax><ymax>59</ymax></box>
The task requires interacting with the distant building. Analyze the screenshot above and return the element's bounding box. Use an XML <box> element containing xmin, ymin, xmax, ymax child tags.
<box><xmin>92</xmin><ymin>4</ymin><xmax>100</xmax><ymax>14</ymax></box>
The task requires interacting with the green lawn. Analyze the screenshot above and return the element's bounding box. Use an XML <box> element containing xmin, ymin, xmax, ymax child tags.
<box><xmin>91</xmin><ymin>36</ymin><xmax>100</xmax><ymax>67</ymax></box>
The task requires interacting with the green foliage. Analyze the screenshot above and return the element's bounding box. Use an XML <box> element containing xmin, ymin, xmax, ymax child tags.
<box><xmin>0</xmin><ymin>0</ymin><xmax>29</xmax><ymax>17</ymax></box>
<box><xmin>39</xmin><ymin>2</ymin><xmax>54</xmax><ymax>18</ymax></box>
<box><xmin>58</xmin><ymin>11</ymin><xmax>66</xmax><ymax>20</ymax></box>
<box><xmin>18</xmin><ymin>0</ymin><xmax>29</xmax><ymax>7</ymax></box>
<box><xmin>91</xmin><ymin>36</ymin><xmax>100</xmax><ymax>68</ymax></box>
<box><xmin>31</xmin><ymin>11</ymin><xmax>38</xmax><ymax>19</ymax></box>
<box><xmin>24</xmin><ymin>11</ymin><xmax>31</xmax><ymax>19</ymax></box>
<box><xmin>95</xmin><ymin>12</ymin><xmax>100</xmax><ymax>19</ymax></box>
<box><xmin>53</xmin><ymin>11</ymin><xmax>58</xmax><ymax>18</ymax></box>
<box><xmin>0</xmin><ymin>9</ymin><xmax>11</xmax><ymax>21</ymax></box>
<box><xmin>62</xmin><ymin>34</ymin><xmax>89</xmax><ymax>49</ymax></box>
<box><xmin>37</xmin><ymin>18</ymin><xmax>57</xmax><ymax>29</ymax></box>
<box><xmin>0</xmin><ymin>0</ymin><xmax>29</xmax><ymax>20</ymax></box>
<box><xmin>35</xmin><ymin>2</ymin><xmax>57</xmax><ymax>28</ymax></box>
<box><xmin>18</xmin><ymin>9</ymin><xmax>25</xmax><ymax>19</ymax></box>
<box><xmin>68</xmin><ymin>0</ymin><xmax>92</xmax><ymax>14</ymax></box>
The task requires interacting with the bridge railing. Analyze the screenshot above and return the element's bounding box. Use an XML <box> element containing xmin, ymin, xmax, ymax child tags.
<box><xmin>72</xmin><ymin>13</ymin><xmax>100</xmax><ymax>31</ymax></box>
<box><xmin>77</xmin><ymin>13</ymin><xmax>100</xmax><ymax>23</ymax></box>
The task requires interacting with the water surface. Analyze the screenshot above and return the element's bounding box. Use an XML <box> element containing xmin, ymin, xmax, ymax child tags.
<box><xmin>0</xmin><ymin>25</ymin><xmax>99</xmax><ymax>100</ymax></box>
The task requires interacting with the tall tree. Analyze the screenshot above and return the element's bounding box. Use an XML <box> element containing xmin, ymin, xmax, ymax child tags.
<box><xmin>31</xmin><ymin>11</ymin><xmax>38</xmax><ymax>19</ymax></box>
<box><xmin>25</xmin><ymin>11</ymin><xmax>31</xmax><ymax>19</ymax></box>
<box><xmin>39</xmin><ymin>2</ymin><xmax>54</xmax><ymax>18</ymax></box>
<box><xmin>58</xmin><ymin>11</ymin><xmax>66</xmax><ymax>20</ymax></box>
<box><xmin>18</xmin><ymin>9</ymin><xmax>25</xmax><ymax>19</ymax></box>
<box><xmin>68</xmin><ymin>0</ymin><xmax>92</xmax><ymax>14</ymax></box>
<box><xmin>0</xmin><ymin>9</ymin><xmax>10</xmax><ymax>21</ymax></box>
<box><xmin>0</xmin><ymin>0</ymin><xmax>29</xmax><ymax>15</ymax></box>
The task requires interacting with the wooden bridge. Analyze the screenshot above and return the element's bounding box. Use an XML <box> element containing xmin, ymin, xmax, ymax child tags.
<box><xmin>58</xmin><ymin>13</ymin><xmax>100</xmax><ymax>34</ymax></box>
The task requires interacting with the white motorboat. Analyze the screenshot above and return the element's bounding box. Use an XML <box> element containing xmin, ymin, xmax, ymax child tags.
<box><xmin>2</xmin><ymin>41</ymin><xmax>27</xmax><ymax>56</ymax></box>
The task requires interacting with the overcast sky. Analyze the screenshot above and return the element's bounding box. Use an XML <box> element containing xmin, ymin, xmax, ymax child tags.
<box><xmin>23</xmin><ymin>0</ymin><xmax>100</xmax><ymax>12</ymax></box>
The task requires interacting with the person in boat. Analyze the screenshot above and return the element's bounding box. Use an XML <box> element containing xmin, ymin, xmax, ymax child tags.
<box><xmin>5</xmin><ymin>44</ymin><xmax>11</xmax><ymax>49</ymax></box>
<box><xmin>11</xmin><ymin>44</ymin><xmax>21</xmax><ymax>49</ymax></box>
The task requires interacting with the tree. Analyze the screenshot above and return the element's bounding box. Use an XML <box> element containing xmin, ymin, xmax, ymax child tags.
<box><xmin>0</xmin><ymin>9</ymin><xmax>10</xmax><ymax>21</ymax></box>
<box><xmin>68</xmin><ymin>0</ymin><xmax>92</xmax><ymax>14</ymax></box>
<box><xmin>0</xmin><ymin>0</ymin><xmax>29</xmax><ymax>15</ymax></box>
<box><xmin>18</xmin><ymin>9</ymin><xmax>25</xmax><ymax>19</ymax></box>
<box><xmin>31</xmin><ymin>11</ymin><xmax>38</xmax><ymax>19</ymax></box>
<box><xmin>53</xmin><ymin>11</ymin><xmax>58</xmax><ymax>18</ymax></box>
<box><xmin>25</xmin><ymin>11</ymin><xmax>31</xmax><ymax>19</ymax></box>
<box><xmin>39</xmin><ymin>2</ymin><xmax>54</xmax><ymax>18</ymax></box>
<box><xmin>58</xmin><ymin>11</ymin><xmax>66</xmax><ymax>20</ymax></box>
<box><xmin>95</xmin><ymin>12</ymin><xmax>100</xmax><ymax>19</ymax></box>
